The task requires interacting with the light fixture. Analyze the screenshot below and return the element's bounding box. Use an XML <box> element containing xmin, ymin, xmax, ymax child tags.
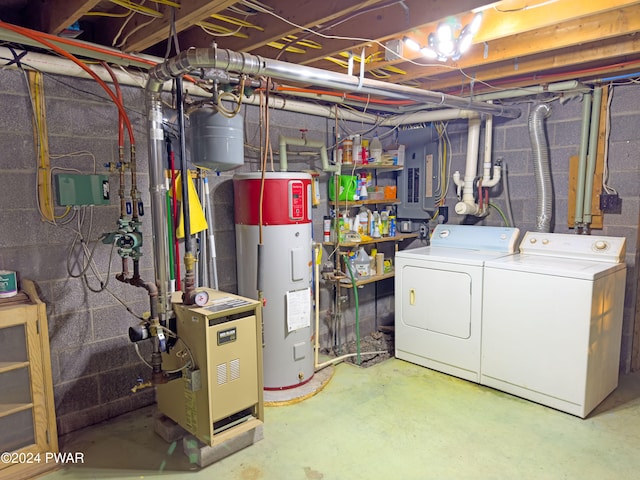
<box><xmin>403</xmin><ymin>13</ymin><xmax>482</xmax><ymax>62</ymax></box>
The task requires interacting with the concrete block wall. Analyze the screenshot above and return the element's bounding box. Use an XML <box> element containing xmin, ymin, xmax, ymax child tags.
<box><xmin>0</xmin><ymin>68</ymin><xmax>158</xmax><ymax>435</ymax></box>
<box><xmin>0</xmin><ymin>62</ymin><xmax>638</xmax><ymax>438</ymax></box>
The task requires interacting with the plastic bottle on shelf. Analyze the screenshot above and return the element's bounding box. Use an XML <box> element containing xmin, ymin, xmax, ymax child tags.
<box><xmin>352</xmin><ymin>134</ymin><xmax>361</xmax><ymax>164</ymax></box>
<box><xmin>380</xmin><ymin>210</ymin><xmax>389</xmax><ymax>236</ymax></box>
<box><xmin>370</xmin><ymin>136</ymin><xmax>382</xmax><ymax>163</ymax></box>
<box><xmin>354</xmin><ymin>247</ymin><xmax>371</xmax><ymax>279</ymax></box>
<box><xmin>343</xmin><ymin>137</ymin><xmax>353</xmax><ymax>164</ymax></box>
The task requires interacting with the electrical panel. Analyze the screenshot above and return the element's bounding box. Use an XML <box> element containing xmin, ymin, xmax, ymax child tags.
<box><xmin>54</xmin><ymin>174</ymin><xmax>110</xmax><ymax>206</ymax></box>
<box><xmin>396</xmin><ymin>127</ymin><xmax>440</xmax><ymax>220</ymax></box>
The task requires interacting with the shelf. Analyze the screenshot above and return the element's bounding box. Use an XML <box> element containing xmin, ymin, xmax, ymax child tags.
<box><xmin>340</xmin><ymin>164</ymin><xmax>403</xmax><ymax>172</ymax></box>
<box><xmin>0</xmin><ymin>402</ymin><xmax>33</xmax><ymax>419</ymax></box>
<box><xmin>332</xmin><ymin>198</ymin><xmax>400</xmax><ymax>207</ymax></box>
<box><xmin>340</xmin><ymin>271</ymin><xmax>395</xmax><ymax>288</ymax></box>
<box><xmin>324</xmin><ymin>232</ymin><xmax>418</xmax><ymax>248</ymax></box>
<box><xmin>0</xmin><ymin>361</ymin><xmax>30</xmax><ymax>374</ymax></box>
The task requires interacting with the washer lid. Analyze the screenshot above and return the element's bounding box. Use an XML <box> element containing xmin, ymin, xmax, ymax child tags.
<box><xmin>484</xmin><ymin>254</ymin><xmax>626</xmax><ymax>280</ymax></box>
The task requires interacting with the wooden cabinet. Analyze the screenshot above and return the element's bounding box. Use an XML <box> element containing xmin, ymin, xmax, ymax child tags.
<box><xmin>0</xmin><ymin>279</ymin><xmax>58</xmax><ymax>479</ymax></box>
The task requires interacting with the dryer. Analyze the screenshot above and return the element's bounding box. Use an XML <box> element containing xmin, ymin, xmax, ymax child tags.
<box><xmin>395</xmin><ymin>225</ymin><xmax>520</xmax><ymax>382</ymax></box>
<box><xmin>481</xmin><ymin>232</ymin><xmax>627</xmax><ymax>418</ymax></box>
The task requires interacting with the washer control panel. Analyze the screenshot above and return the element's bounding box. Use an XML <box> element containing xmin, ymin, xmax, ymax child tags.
<box><xmin>521</xmin><ymin>232</ymin><xmax>626</xmax><ymax>263</ymax></box>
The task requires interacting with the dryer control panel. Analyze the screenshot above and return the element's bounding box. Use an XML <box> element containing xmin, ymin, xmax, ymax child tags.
<box><xmin>520</xmin><ymin>232</ymin><xmax>626</xmax><ymax>263</ymax></box>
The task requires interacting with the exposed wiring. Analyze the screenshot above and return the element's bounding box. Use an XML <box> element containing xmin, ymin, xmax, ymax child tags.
<box><xmin>109</xmin><ymin>0</ymin><xmax>164</xmax><ymax>18</ymax></box>
<box><xmin>489</xmin><ymin>202</ymin><xmax>510</xmax><ymax>226</ymax></box>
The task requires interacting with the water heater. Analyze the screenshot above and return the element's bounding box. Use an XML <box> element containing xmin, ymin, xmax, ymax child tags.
<box><xmin>233</xmin><ymin>172</ymin><xmax>314</xmax><ymax>390</ymax></box>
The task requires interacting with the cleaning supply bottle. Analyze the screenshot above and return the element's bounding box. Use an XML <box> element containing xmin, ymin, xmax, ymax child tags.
<box><xmin>370</xmin><ymin>135</ymin><xmax>382</xmax><ymax>163</ymax></box>
<box><xmin>352</xmin><ymin>134</ymin><xmax>361</xmax><ymax>164</ymax></box>
<box><xmin>354</xmin><ymin>247</ymin><xmax>370</xmax><ymax>279</ymax></box>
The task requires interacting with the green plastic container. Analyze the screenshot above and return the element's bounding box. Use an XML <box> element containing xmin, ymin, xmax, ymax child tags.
<box><xmin>328</xmin><ymin>175</ymin><xmax>357</xmax><ymax>201</ymax></box>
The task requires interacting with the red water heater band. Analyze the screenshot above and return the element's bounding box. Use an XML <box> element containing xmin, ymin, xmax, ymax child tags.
<box><xmin>234</xmin><ymin>178</ymin><xmax>311</xmax><ymax>225</ymax></box>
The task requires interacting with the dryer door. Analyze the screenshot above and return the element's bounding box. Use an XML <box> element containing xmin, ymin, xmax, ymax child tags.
<box><xmin>400</xmin><ymin>264</ymin><xmax>472</xmax><ymax>339</ymax></box>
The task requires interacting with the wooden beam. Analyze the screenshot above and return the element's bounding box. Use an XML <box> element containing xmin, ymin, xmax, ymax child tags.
<box><xmin>179</xmin><ymin>0</ymin><xmax>385</xmax><ymax>53</ymax></box>
<box><xmin>122</xmin><ymin>0</ymin><xmax>238</xmax><ymax>53</ymax></box>
<box><xmin>360</xmin><ymin>0</ymin><xmax>640</xmax><ymax>74</ymax></box>
<box><xmin>381</xmin><ymin>6</ymin><xmax>640</xmax><ymax>87</ymax></box>
<box><xmin>247</xmin><ymin>0</ymin><xmax>492</xmax><ymax>65</ymax></box>
<box><xmin>37</xmin><ymin>0</ymin><xmax>101</xmax><ymax>35</ymax></box>
<box><xmin>415</xmin><ymin>34</ymin><xmax>640</xmax><ymax>91</ymax></box>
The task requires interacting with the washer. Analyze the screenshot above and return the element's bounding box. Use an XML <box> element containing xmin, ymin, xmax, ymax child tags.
<box><xmin>395</xmin><ymin>224</ymin><xmax>520</xmax><ymax>382</ymax></box>
<box><xmin>481</xmin><ymin>232</ymin><xmax>627</xmax><ymax>418</ymax></box>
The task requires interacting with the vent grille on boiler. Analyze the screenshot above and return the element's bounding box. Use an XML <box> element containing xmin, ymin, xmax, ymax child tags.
<box><xmin>230</xmin><ymin>359</ymin><xmax>240</xmax><ymax>381</ymax></box>
<box><xmin>216</xmin><ymin>363</ymin><xmax>227</xmax><ymax>385</ymax></box>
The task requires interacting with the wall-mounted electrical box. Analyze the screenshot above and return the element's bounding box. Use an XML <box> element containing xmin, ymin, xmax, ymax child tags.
<box><xmin>396</xmin><ymin>127</ymin><xmax>440</xmax><ymax>220</ymax></box>
<box><xmin>54</xmin><ymin>174</ymin><xmax>110</xmax><ymax>206</ymax></box>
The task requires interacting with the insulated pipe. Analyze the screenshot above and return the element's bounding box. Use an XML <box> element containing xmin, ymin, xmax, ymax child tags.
<box><xmin>575</xmin><ymin>93</ymin><xmax>593</xmax><ymax>226</ymax></box>
<box><xmin>583</xmin><ymin>87</ymin><xmax>603</xmax><ymax>225</ymax></box>
<box><xmin>528</xmin><ymin>103</ymin><xmax>553</xmax><ymax>232</ymax></box>
<box><xmin>147</xmin><ymin>48</ymin><xmax>521</xmax><ymax>118</ymax></box>
<box><xmin>454</xmin><ymin>116</ymin><xmax>483</xmax><ymax>216</ymax></box>
<box><xmin>0</xmin><ymin>46</ymin><xmax>492</xmax><ymax>126</ymax></box>
<box><xmin>398</xmin><ymin>81</ymin><xmax>584</xmax><ymax>112</ymax></box>
<box><xmin>278</xmin><ymin>135</ymin><xmax>335</xmax><ymax>173</ymax></box>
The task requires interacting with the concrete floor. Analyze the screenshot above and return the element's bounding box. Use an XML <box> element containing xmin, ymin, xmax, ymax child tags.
<box><xmin>43</xmin><ymin>358</ymin><xmax>640</xmax><ymax>480</ymax></box>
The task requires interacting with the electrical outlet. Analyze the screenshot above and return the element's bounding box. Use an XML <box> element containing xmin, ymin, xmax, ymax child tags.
<box><xmin>438</xmin><ymin>206</ymin><xmax>449</xmax><ymax>224</ymax></box>
<box><xmin>600</xmin><ymin>194</ymin><xmax>622</xmax><ymax>213</ymax></box>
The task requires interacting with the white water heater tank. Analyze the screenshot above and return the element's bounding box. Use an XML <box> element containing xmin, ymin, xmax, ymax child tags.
<box><xmin>234</xmin><ymin>172</ymin><xmax>314</xmax><ymax>390</ymax></box>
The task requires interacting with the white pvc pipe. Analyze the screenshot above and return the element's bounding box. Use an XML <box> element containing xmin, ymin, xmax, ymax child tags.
<box><xmin>278</xmin><ymin>135</ymin><xmax>335</xmax><ymax>173</ymax></box>
<box><xmin>454</xmin><ymin>116</ymin><xmax>483</xmax><ymax>216</ymax></box>
<box><xmin>481</xmin><ymin>113</ymin><xmax>501</xmax><ymax>188</ymax></box>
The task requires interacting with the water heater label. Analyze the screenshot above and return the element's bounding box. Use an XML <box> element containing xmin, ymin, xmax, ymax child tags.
<box><xmin>218</xmin><ymin>327</ymin><xmax>237</xmax><ymax>345</ymax></box>
<box><xmin>289</xmin><ymin>180</ymin><xmax>304</xmax><ymax>221</ymax></box>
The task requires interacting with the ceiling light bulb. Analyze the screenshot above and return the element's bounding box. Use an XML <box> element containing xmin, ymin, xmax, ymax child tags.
<box><xmin>458</xmin><ymin>31</ymin><xmax>473</xmax><ymax>54</ymax></box>
<box><xmin>420</xmin><ymin>47</ymin><xmax>438</xmax><ymax>59</ymax></box>
<box><xmin>469</xmin><ymin>13</ymin><xmax>483</xmax><ymax>34</ymax></box>
<box><xmin>437</xmin><ymin>23</ymin><xmax>453</xmax><ymax>42</ymax></box>
<box><xmin>438</xmin><ymin>40</ymin><xmax>455</xmax><ymax>56</ymax></box>
<box><xmin>403</xmin><ymin>36</ymin><xmax>421</xmax><ymax>52</ymax></box>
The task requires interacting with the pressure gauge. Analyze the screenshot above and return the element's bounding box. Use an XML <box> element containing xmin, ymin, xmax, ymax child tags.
<box><xmin>194</xmin><ymin>290</ymin><xmax>209</xmax><ymax>307</ymax></box>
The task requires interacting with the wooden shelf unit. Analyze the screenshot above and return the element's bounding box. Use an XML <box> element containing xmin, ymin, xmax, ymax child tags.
<box><xmin>0</xmin><ymin>279</ymin><xmax>58</xmax><ymax>480</ymax></box>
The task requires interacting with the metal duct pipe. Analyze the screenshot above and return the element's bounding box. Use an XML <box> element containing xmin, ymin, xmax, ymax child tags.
<box><xmin>147</xmin><ymin>48</ymin><xmax>521</xmax><ymax>118</ymax></box>
<box><xmin>146</xmin><ymin>93</ymin><xmax>171</xmax><ymax>321</ymax></box>
<box><xmin>528</xmin><ymin>104</ymin><xmax>553</xmax><ymax>232</ymax></box>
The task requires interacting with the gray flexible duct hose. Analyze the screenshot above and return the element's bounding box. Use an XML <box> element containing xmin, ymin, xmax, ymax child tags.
<box><xmin>528</xmin><ymin>104</ymin><xmax>553</xmax><ymax>232</ymax></box>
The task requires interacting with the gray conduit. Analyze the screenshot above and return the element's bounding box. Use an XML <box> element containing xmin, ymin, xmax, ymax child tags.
<box><xmin>528</xmin><ymin>104</ymin><xmax>553</xmax><ymax>232</ymax></box>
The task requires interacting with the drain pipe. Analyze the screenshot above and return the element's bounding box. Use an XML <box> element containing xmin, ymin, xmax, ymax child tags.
<box><xmin>529</xmin><ymin>103</ymin><xmax>553</xmax><ymax>232</ymax></box>
<box><xmin>279</xmin><ymin>135</ymin><xmax>336</xmax><ymax>173</ymax></box>
<box><xmin>453</xmin><ymin>115</ymin><xmax>483</xmax><ymax>216</ymax></box>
